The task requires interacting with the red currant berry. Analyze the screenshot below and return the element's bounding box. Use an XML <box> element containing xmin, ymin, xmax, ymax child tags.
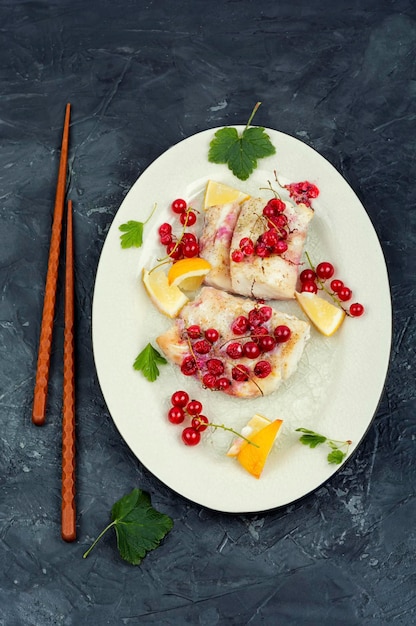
<box><xmin>258</xmin><ymin>335</ymin><xmax>276</xmax><ymax>352</ymax></box>
<box><xmin>274</xmin><ymin>240</ymin><xmax>288</xmax><ymax>254</ymax></box>
<box><xmin>274</xmin><ymin>325</ymin><xmax>292</xmax><ymax>343</ymax></box>
<box><xmin>205</xmin><ymin>328</ymin><xmax>219</xmax><ymax>343</ymax></box>
<box><xmin>206</xmin><ymin>358</ymin><xmax>224</xmax><ymax>376</ymax></box>
<box><xmin>300</xmin><ymin>268</ymin><xmax>317</xmax><ymax>283</ymax></box>
<box><xmin>171</xmin><ymin>390</ymin><xmax>189</xmax><ymax>408</ymax></box>
<box><xmin>181</xmin><ymin>232</ymin><xmax>197</xmax><ymax>245</ymax></box>
<box><xmin>231</xmin><ymin>365</ymin><xmax>250</xmax><ymax>382</ymax></box>
<box><xmin>171</xmin><ymin>198</ymin><xmax>187</xmax><ymax>214</ymax></box>
<box><xmin>186</xmin><ymin>399</ymin><xmax>203</xmax><ymax>416</ymax></box>
<box><xmin>158</xmin><ymin>222</ymin><xmax>172</xmax><ymax>236</ymax></box>
<box><xmin>168</xmin><ymin>406</ymin><xmax>185</xmax><ymax>424</ymax></box>
<box><xmin>255</xmin><ymin>242</ymin><xmax>270</xmax><ymax>258</ymax></box>
<box><xmin>217</xmin><ymin>377</ymin><xmax>231</xmax><ymax>391</ymax></box>
<box><xmin>349</xmin><ymin>302</ymin><xmax>364</xmax><ymax>317</ymax></box>
<box><xmin>193</xmin><ymin>339</ymin><xmax>211</xmax><ymax>354</ymax></box>
<box><xmin>192</xmin><ymin>415</ymin><xmax>209</xmax><ymax>432</ymax></box>
<box><xmin>330</xmin><ymin>279</ymin><xmax>344</xmax><ymax>293</ymax></box>
<box><xmin>231</xmin><ymin>315</ymin><xmax>249</xmax><ymax>335</ymax></box>
<box><xmin>248</xmin><ymin>309</ymin><xmax>263</xmax><ymax>328</ymax></box>
<box><xmin>166</xmin><ymin>241</ymin><xmax>183</xmax><ymax>260</ymax></box>
<box><xmin>231</xmin><ymin>249</ymin><xmax>244</xmax><ymax>263</ymax></box>
<box><xmin>226</xmin><ymin>342</ymin><xmax>244</xmax><ymax>359</ymax></box>
<box><xmin>258</xmin><ymin>306</ymin><xmax>272</xmax><ymax>322</ymax></box>
<box><xmin>180</xmin><ymin>356</ymin><xmax>197</xmax><ymax>376</ymax></box>
<box><xmin>186</xmin><ymin>324</ymin><xmax>201</xmax><ymax>339</ymax></box>
<box><xmin>251</xmin><ymin>326</ymin><xmax>268</xmax><ymax>342</ymax></box>
<box><xmin>301</xmin><ymin>281</ymin><xmax>318</xmax><ymax>294</ymax></box>
<box><xmin>338</xmin><ymin>286</ymin><xmax>352</xmax><ymax>302</ymax></box>
<box><xmin>202</xmin><ymin>373</ymin><xmax>217</xmax><ymax>389</ymax></box>
<box><xmin>243</xmin><ymin>341</ymin><xmax>261</xmax><ymax>359</ymax></box>
<box><xmin>180</xmin><ymin>210</ymin><xmax>197</xmax><ymax>227</ymax></box>
<box><xmin>254</xmin><ymin>360</ymin><xmax>272</xmax><ymax>378</ymax></box>
<box><xmin>183</xmin><ymin>241</ymin><xmax>199</xmax><ymax>258</ymax></box>
<box><xmin>181</xmin><ymin>427</ymin><xmax>201</xmax><ymax>446</ymax></box>
<box><xmin>316</xmin><ymin>262</ymin><xmax>335</xmax><ymax>280</ymax></box>
<box><xmin>160</xmin><ymin>233</ymin><xmax>173</xmax><ymax>246</ymax></box>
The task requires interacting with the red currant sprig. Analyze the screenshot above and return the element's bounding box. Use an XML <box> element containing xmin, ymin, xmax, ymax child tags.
<box><xmin>168</xmin><ymin>391</ymin><xmax>259</xmax><ymax>447</ymax></box>
<box><xmin>299</xmin><ymin>253</ymin><xmax>365</xmax><ymax>317</ymax></box>
<box><xmin>157</xmin><ymin>198</ymin><xmax>201</xmax><ymax>263</ymax></box>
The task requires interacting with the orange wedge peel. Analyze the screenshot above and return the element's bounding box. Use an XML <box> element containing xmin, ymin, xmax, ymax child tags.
<box><xmin>167</xmin><ymin>257</ymin><xmax>211</xmax><ymax>292</ymax></box>
<box><xmin>237</xmin><ymin>418</ymin><xmax>283</xmax><ymax>479</ymax></box>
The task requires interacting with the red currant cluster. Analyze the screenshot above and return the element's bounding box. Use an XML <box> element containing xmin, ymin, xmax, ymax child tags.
<box><xmin>158</xmin><ymin>198</ymin><xmax>200</xmax><ymax>260</ymax></box>
<box><xmin>168</xmin><ymin>390</ymin><xmax>208</xmax><ymax>446</ymax></box>
<box><xmin>284</xmin><ymin>181</ymin><xmax>319</xmax><ymax>208</ymax></box>
<box><xmin>231</xmin><ymin>198</ymin><xmax>290</xmax><ymax>263</ymax></box>
<box><xmin>179</xmin><ymin>305</ymin><xmax>292</xmax><ymax>389</ymax></box>
<box><xmin>299</xmin><ymin>261</ymin><xmax>364</xmax><ymax>317</ymax></box>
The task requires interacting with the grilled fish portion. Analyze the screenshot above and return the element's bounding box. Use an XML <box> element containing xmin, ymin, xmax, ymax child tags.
<box><xmin>199</xmin><ymin>202</ymin><xmax>242</xmax><ymax>292</ymax></box>
<box><xmin>156</xmin><ymin>287</ymin><xmax>310</xmax><ymax>399</ymax></box>
<box><xmin>229</xmin><ymin>197</ymin><xmax>314</xmax><ymax>300</ymax></box>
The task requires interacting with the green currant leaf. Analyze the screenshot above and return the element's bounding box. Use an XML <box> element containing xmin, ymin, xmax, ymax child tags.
<box><xmin>119</xmin><ymin>220</ymin><xmax>144</xmax><ymax>249</ymax></box>
<box><xmin>327</xmin><ymin>449</ymin><xmax>346</xmax><ymax>465</ymax></box>
<box><xmin>133</xmin><ymin>343</ymin><xmax>167</xmax><ymax>382</ymax></box>
<box><xmin>208</xmin><ymin>103</ymin><xmax>276</xmax><ymax>181</ymax></box>
<box><xmin>83</xmin><ymin>489</ymin><xmax>173</xmax><ymax>565</ymax></box>
<box><xmin>111</xmin><ymin>489</ymin><xmax>173</xmax><ymax>565</ymax></box>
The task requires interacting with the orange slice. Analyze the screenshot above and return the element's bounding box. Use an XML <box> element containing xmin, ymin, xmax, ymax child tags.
<box><xmin>295</xmin><ymin>291</ymin><xmax>346</xmax><ymax>337</ymax></box>
<box><xmin>142</xmin><ymin>268</ymin><xmax>189</xmax><ymax>318</ymax></box>
<box><xmin>167</xmin><ymin>257</ymin><xmax>212</xmax><ymax>292</ymax></box>
<box><xmin>237</xmin><ymin>419</ymin><xmax>283</xmax><ymax>479</ymax></box>
<box><xmin>203</xmin><ymin>180</ymin><xmax>250</xmax><ymax>209</ymax></box>
<box><xmin>227</xmin><ymin>413</ymin><xmax>271</xmax><ymax>457</ymax></box>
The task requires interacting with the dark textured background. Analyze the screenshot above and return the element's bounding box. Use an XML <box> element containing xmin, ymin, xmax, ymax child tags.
<box><xmin>1</xmin><ymin>1</ymin><xmax>415</xmax><ymax>624</ymax></box>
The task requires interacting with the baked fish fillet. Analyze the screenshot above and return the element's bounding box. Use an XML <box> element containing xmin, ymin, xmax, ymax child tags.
<box><xmin>156</xmin><ymin>287</ymin><xmax>310</xmax><ymax>399</ymax></box>
<box><xmin>230</xmin><ymin>197</ymin><xmax>314</xmax><ymax>300</ymax></box>
<box><xmin>199</xmin><ymin>201</ymin><xmax>242</xmax><ymax>291</ymax></box>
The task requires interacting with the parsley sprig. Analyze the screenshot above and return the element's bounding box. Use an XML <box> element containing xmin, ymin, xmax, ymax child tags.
<box><xmin>208</xmin><ymin>102</ymin><xmax>276</xmax><ymax>181</ymax></box>
<box><xmin>83</xmin><ymin>488</ymin><xmax>173</xmax><ymax>565</ymax></box>
<box><xmin>119</xmin><ymin>203</ymin><xmax>157</xmax><ymax>249</ymax></box>
<box><xmin>296</xmin><ymin>428</ymin><xmax>352</xmax><ymax>464</ymax></box>
<box><xmin>133</xmin><ymin>343</ymin><xmax>167</xmax><ymax>382</ymax></box>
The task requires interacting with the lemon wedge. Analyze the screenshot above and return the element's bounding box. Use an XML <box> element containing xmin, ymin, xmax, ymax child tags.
<box><xmin>227</xmin><ymin>414</ymin><xmax>271</xmax><ymax>457</ymax></box>
<box><xmin>295</xmin><ymin>291</ymin><xmax>346</xmax><ymax>336</ymax></box>
<box><xmin>142</xmin><ymin>268</ymin><xmax>189</xmax><ymax>318</ymax></box>
<box><xmin>237</xmin><ymin>419</ymin><xmax>283</xmax><ymax>479</ymax></box>
<box><xmin>167</xmin><ymin>258</ymin><xmax>212</xmax><ymax>292</ymax></box>
<box><xmin>203</xmin><ymin>180</ymin><xmax>250</xmax><ymax>209</ymax></box>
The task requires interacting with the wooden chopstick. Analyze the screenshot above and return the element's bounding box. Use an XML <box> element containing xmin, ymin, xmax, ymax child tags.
<box><xmin>61</xmin><ymin>199</ymin><xmax>76</xmax><ymax>542</ymax></box>
<box><xmin>32</xmin><ymin>103</ymin><xmax>71</xmax><ymax>426</ymax></box>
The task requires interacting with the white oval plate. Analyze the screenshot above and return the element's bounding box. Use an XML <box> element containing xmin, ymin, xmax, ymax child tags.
<box><xmin>92</xmin><ymin>127</ymin><xmax>391</xmax><ymax>513</ymax></box>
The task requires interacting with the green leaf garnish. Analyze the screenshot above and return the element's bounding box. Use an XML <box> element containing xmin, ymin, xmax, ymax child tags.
<box><xmin>296</xmin><ymin>428</ymin><xmax>351</xmax><ymax>465</ymax></box>
<box><xmin>133</xmin><ymin>343</ymin><xmax>167</xmax><ymax>382</ymax></box>
<box><xmin>83</xmin><ymin>488</ymin><xmax>173</xmax><ymax>565</ymax></box>
<box><xmin>119</xmin><ymin>220</ymin><xmax>144</xmax><ymax>249</ymax></box>
<box><xmin>119</xmin><ymin>203</ymin><xmax>157</xmax><ymax>249</ymax></box>
<box><xmin>208</xmin><ymin>102</ymin><xmax>276</xmax><ymax>181</ymax></box>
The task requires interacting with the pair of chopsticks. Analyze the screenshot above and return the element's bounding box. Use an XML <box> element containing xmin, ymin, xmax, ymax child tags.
<box><xmin>32</xmin><ymin>103</ymin><xmax>76</xmax><ymax>543</ymax></box>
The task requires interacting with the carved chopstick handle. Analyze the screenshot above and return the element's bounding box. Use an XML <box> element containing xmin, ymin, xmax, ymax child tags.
<box><xmin>32</xmin><ymin>103</ymin><xmax>71</xmax><ymax>425</ymax></box>
<box><xmin>61</xmin><ymin>200</ymin><xmax>76</xmax><ymax>542</ymax></box>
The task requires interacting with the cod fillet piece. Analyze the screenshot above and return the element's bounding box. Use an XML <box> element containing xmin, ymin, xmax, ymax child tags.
<box><xmin>199</xmin><ymin>201</ymin><xmax>242</xmax><ymax>292</ymax></box>
<box><xmin>200</xmin><ymin>197</ymin><xmax>314</xmax><ymax>300</ymax></box>
<box><xmin>156</xmin><ymin>287</ymin><xmax>310</xmax><ymax>399</ymax></box>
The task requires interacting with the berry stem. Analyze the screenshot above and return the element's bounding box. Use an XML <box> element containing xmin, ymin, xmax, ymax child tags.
<box><xmin>197</xmin><ymin>418</ymin><xmax>260</xmax><ymax>448</ymax></box>
<box><xmin>304</xmin><ymin>251</ymin><xmax>349</xmax><ymax>314</ymax></box>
